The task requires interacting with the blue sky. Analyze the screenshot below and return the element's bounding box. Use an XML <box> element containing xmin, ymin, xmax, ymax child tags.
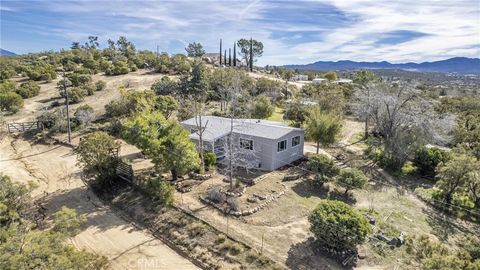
<box><xmin>1</xmin><ymin>0</ymin><xmax>479</xmax><ymax>65</ymax></box>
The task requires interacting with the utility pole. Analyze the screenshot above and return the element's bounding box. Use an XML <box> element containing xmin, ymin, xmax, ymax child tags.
<box><xmin>62</xmin><ymin>69</ymin><xmax>72</xmax><ymax>144</ymax></box>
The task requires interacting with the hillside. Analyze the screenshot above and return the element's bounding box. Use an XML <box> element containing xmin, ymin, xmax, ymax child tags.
<box><xmin>285</xmin><ymin>57</ymin><xmax>480</xmax><ymax>74</ymax></box>
<box><xmin>0</xmin><ymin>48</ymin><xmax>17</xmax><ymax>56</ymax></box>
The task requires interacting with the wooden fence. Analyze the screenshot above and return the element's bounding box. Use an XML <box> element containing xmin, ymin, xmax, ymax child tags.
<box><xmin>116</xmin><ymin>161</ymin><xmax>134</xmax><ymax>183</ymax></box>
<box><xmin>6</xmin><ymin>121</ymin><xmax>42</xmax><ymax>133</ymax></box>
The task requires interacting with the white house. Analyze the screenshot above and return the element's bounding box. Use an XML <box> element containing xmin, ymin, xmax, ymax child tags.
<box><xmin>292</xmin><ymin>74</ymin><xmax>308</xmax><ymax>81</ymax></box>
<box><xmin>334</xmin><ymin>79</ymin><xmax>353</xmax><ymax>85</ymax></box>
<box><xmin>312</xmin><ymin>78</ymin><xmax>328</xmax><ymax>84</ymax></box>
<box><xmin>181</xmin><ymin>116</ymin><xmax>305</xmax><ymax>170</ymax></box>
<box><xmin>201</xmin><ymin>53</ymin><xmax>220</xmax><ymax>64</ymax></box>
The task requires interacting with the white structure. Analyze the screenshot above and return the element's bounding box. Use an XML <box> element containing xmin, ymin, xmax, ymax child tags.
<box><xmin>181</xmin><ymin>116</ymin><xmax>304</xmax><ymax>170</ymax></box>
<box><xmin>292</xmin><ymin>74</ymin><xmax>308</xmax><ymax>81</ymax></box>
<box><xmin>312</xmin><ymin>78</ymin><xmax>328</xmax><ymax>84</ymax></box>
<box><xmin>201</xmin><ymin>53</ymin><xmax>220</xmax><ymax>64</ymax></box>
<box><xmin>285</xmin><ymin>99</ymin><xmax>318</xmax><ymax>106</ymax></box>
<box><xmin>334</xmin><ymin>79</ymin><xmax>353</xmax><ymax>85</ymax></box>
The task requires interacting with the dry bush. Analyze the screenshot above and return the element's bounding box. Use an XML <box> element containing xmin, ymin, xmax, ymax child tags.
<box><xmin>207</xmin><ymin>187</ymin><xmax>226</xmax><ymax>203</ymax></box>
<box><xmin>227</xmin><ymin>197</ymin><xmax>240</xmax><ymax>212</ymax></box>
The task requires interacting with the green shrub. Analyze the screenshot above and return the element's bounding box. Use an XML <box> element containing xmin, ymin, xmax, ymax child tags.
<box><xmin>413</xmin><ymin>146</ymin><xmax>451</xmax><ymax>178</ymax></box>
<box><xmin>0</xmin><ymin>80</ymin><xmax>17</xmax><ymax>94</ymax></box>
<box><xmin>0</xmin><ymin>66</ymin><xmax>16</xmax><ymax>80</ymax></box>
<box><xmin>25</xmin><ymin>62</ymin><xmax>57</xmax><ymax>81</ymax></box>
<box><xmin>84</xmin><ymin>84</ymin><xmax>96</xmax><ymax>96</ymax></box>
<box><xmin>74</xmin><ymin>104</ymin><xmax>95</xmax><ymax>125</ymax></box>
<box><xmin>251</xmin><ymin>95</ymin><xmax>274</xmax><ymax>119</ymax></box>
<box><xmin>306</xmin><ymin>154</ymin><xmax>340</xmax><ymax>186</ymax></box>
<box><xmin>309</xmin><ymin>200</ymin><xmax>371</xmax><ymax>251</ymax></box>
<box><xmin>37</xmin><ymin>109</ymin><xmax>80</xmax><ymax>134</ymax></box>
<box><xmin>0</xmin><ymin>92</ymin><xmax>24</xmax><ymax>113</ymax></box>
<box><xmin>67</xmin><ymin>73</ymin><xmax>92</xmax><ymax>87</ymax></box>
<box><xmin>95</xmin><ymin>80</ymin><xmax>106</xmax><ymax>91</ymax></box>
<box><xmin>145</xmin><ymin>178</ymin><xmax>175</xmax><ymax>206</ymax></box>
<box><xmin>105</xmin><ymin>61</ymin><xmax>129</xmax><ymax>75</ymax></box>
<box><xmin>337</xmin><ymin>168</ymin><xmax>368</xmax><ymax>194</ymax></box>
<box><xmin>16</xmin><ymin>80</ymin><xmax>40</xmax><ymax>98</ymax></box>
<box><xmin>63</xmin><ymin>87</ymin><xmax>87</xmax><ymax>104</ymax></box>
<box><xmin>204</xmin><ymin>152</ymin><xmax>216</xmax><ymax>169</ymax></box>
<box><xmin>401</xmin><ymin>161</ymin><xmax>417</xmax><ymax>175</ymax></box>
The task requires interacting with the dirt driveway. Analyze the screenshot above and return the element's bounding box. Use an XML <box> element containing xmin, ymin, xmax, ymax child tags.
<box><xmin>0</xmin><ymin>135</ymin><xmax>198</xmax><ymax>270</ymax></box>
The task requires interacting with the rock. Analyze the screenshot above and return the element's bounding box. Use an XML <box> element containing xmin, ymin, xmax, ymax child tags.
<box><xmin>283</xmin><ymin>174</ymin><xmax>300</xmax><ymax>181</ymax></box>
<box><xmin>397</xmin><ymin>232</ymin><xmax>406</xmax><ymax>246</ymax></box>
<box><xmin>388</xmin><ymin>238</ymin><xmax>399</xmax><ymax>246</ymax></box>
<box><xmin>255</xmin><ymin>194</ymin><xmax>267</xmax><ymax>200</ymax></box>
<box><xmin>247</xmin><ymin>196</ymin><xmax>258</xmax><ymax>203</ymax></box>
<box><xmin>357</xmin><ymin>247</ymin><xmax>367</xmax><ymax>259</ymax></box>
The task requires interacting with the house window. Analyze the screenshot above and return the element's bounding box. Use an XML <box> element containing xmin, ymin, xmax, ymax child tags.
<box><xmin>292</xmin><ymin>136</ymin><xmax>301</xmax><ymax>147</ymax></box>
<box><xmin>277</xmin><ymin>140</ymin><xmax>287</xmax><ymax>152</ymax></box>
<box><xmin>240</xmin><ymin>138</ymin><xmax>253</xmax><ymax>150</ymax></box>
<box><xmin>190</xmin><ymin>128</ymin><xmax>198</xmax><ymax>134</ymax></box>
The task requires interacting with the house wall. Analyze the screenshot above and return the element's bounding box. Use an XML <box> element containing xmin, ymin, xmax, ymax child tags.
<box><xmin>271</xmin><ymin>130</ymin><xmax>304</xmax><ymax>170</ymax></box>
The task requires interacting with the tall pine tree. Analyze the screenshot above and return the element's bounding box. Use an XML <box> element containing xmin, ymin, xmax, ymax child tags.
<box><xmin>233</xmin><ymin>42</ymin><xmax>236</xmax><ymax>67</ymax></box>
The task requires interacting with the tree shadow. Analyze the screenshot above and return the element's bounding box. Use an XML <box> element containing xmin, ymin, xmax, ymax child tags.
<box><xmin>291</xmin><ymin>181</ymin><xmax>357</xmax><ymax>205</ymax></box>
<box><xmin>41</xmin><ymin>186</ymin><xmax>135</xmax><ymax>233</ymax></box>
<box><xmin>286</xmin><ymin>237</ymin><xmax>348</xmax><ymax>270</ymax></box>
<box><xmin>423</xmin><ymin>206</ymin><xmax>480</xmax><ymax>242</ymax></box>
<box><xmin>291</xmin><ymin>180</ymin><xmax>329</xmax><ymax>199</ymax></box>
<box><xmin>329</xmin><ymin>189</ymin><xmax>357</xmax><ymax>205</ymax></box>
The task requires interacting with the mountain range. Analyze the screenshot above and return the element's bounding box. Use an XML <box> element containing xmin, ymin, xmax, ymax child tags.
<box><xmin>0</xmin><ymin>49</ymin><xmax>17</xmax><ymax>56</ymax></box>
<box><xmin>285</xmin><ymin>57</ymin><xmax>480</xmax><ymax>74</ymax></box>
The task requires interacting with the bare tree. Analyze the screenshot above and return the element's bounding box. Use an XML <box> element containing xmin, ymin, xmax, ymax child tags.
<box><xmin>218</xmin><ymin>74</ymin><xmax>258</xmax><ymax>189</ymax></box>
<box><xmin>353</xmin><ymin>82</ymin><xmax>455</xmax><ymax>169</ymax></box>
<box><xmin>192</xmin><ymin>101</ymin><xmax>209</xmax><ymax>174</ymax></box>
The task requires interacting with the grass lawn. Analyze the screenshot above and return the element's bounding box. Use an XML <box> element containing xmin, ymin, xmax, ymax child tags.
<box><xmin>267</xmin><ymin>106</ymin><xmax>284</xmax><ymax>121</ymax></box>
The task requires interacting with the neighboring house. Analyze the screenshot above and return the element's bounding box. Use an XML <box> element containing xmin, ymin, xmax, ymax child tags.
<box><xmin>292</xmin><ymin>74</ymin><xmax>308</xmax><ymax>81</ymax></box>
<box><xmin>181</xmin><ymin>116</ymin><xmax>305</xmax><ymax>170</ymax></box>
<box><xmin>334</xmin><ymin>79</ymin><xmax>353</xmax><ymax>85</ymax></box>
<box><xmin>285</xmin><ymin>99</ymin><xmax>318</xmax><ymax>106</ymax></box>
<box><xmin>312</xmin><ymin>78</ymin><xmax>328</xmax><ymax>84</ymax></box>
<box><xmin>202</xmin><ymin>53</ymin><xmax>220</xmax><ymax>64</ymax></box>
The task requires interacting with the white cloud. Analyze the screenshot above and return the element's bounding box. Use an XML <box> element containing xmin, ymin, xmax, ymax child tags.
<box><xmin>4</xmin><ymin>0</ymin><xmax>479</xmax><ymax>65</ymax></box>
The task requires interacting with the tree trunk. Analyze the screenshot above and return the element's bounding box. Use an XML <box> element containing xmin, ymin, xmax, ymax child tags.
<box><xmin>171</xmin><ymin>169</ymin><xmax>178</xmax><ymax>181</ymax></box>
<box><xmin>316</xmin><ymin>141</ymin><xmax>320</xmax><ymax>154</ymax></box>
<box><xmin>364</xmin><ymin>118</ymin><xmax>369</xmax><ymax>139</ymax></box>
<box><xmin>198</xmin><ymin>113</ymin><xmax>205</xmax><ymax>174</ymax></box>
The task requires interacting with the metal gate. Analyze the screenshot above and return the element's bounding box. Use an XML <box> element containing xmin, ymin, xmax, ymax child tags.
<box><xmin>6</xmin><ymin>121</ymin><xmax>42</xmax><ymax>133</ymax></box>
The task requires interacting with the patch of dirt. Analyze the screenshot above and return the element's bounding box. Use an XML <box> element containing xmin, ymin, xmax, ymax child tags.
<box><xmin>0</xmin><ymin>135</ymin><xmax>199</xmax><ymax>270</ymax></box>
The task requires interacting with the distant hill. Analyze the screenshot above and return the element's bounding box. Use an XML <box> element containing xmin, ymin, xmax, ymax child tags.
<box><xmin>0</xmin><ymin>49</ymin><xmax>17</xmax><ymax>56</ymax></box>
<box><xmin>285</xmin><ymin>57</ymin><xmax>480</xmax><ymax>74</ymax></box>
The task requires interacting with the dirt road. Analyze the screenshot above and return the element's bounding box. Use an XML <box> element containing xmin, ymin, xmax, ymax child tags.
<box><xmin>0</xmin><ymin>135</ymin><xmax>198</xmax><ymax>270</ymax></box>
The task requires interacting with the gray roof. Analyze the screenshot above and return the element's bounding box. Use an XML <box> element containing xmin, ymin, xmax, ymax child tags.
<box><xmin>181</xmin><ymin>116</ymin><xmax>303</xmax><ymax>142</ymax></box>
